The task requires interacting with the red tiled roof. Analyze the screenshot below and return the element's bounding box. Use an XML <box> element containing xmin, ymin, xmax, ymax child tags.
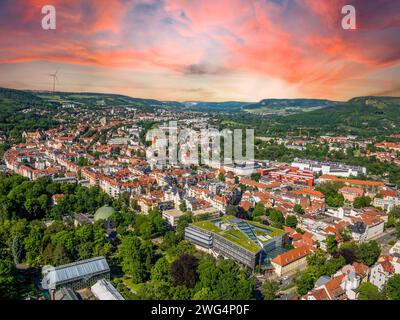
<box><xmin>271</xmin><ymin>246</ymin><xmax>313</xmax><ymax>267</ymax></box>
<box><xmin>319</xmin><ymin>175</ymin><xmax>384</xmax><ymax>187</ymax></box>
<box><xmin>239</xmin><ymin>200</ymin><xmax>252</xmax><ymax>212</ymax></box>
<box><xmin>293</xmin><ymin>188</ymin><xmax>325</xmax><ymax>199</ymax></box>
<box><xmin>380</xmin><ymin>189</ymin><xmax>397</xmax><ymax>198</ymax></box>
<box><xmin>352</xmin><ymin>262</ymin><xmax>369</xmax><ymax>278</ymax></box>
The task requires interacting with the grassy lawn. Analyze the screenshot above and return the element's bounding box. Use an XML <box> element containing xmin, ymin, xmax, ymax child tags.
<box><xmin>122</xmin><ymin>278</ymin><xmax>143</xmax><ymax>293</ymax></box>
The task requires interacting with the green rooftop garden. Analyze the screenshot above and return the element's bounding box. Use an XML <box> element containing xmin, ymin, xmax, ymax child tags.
<box><xmin>222</xmin><ymin>229</ymin><xmax>261</xmax><ymax>253</ymax></box>
<box><xmin>191</xmin><ymin>216</ymin><xmax>286</xmax><ymax>253</ymax></box>
<box><xmin>248</xmin><ymin>221</ymin><xmax>286</xmax><ymax>237</ymax></box>
<box><xmin>192</xmin><ymin>220</ymin><xmax>221</xmax><ymax>233</ymax></box>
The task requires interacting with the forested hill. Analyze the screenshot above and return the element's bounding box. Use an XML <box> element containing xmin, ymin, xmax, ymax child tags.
<box><xmin>1</xmin><ymin>86</ymin><xmax>399</xmax><ymax>142</ymax></box>
<box><xmin>276</xmin><ymin>96</ymin><xmax>400</xmax><ymax>136</ymax></box>
<box><xmin>33</xmin><ymin>90</ymin><xmax>182</xmax><ymax>109</ymax></box>
<box><xmin>0</xmin><ymin>88</ymin><xmax>58</xmax><ymax>144</ymax></box>
<box><xmin>245</xmin><ymin>98</ymin><xmax>337</xmax><ymax>110</ymax></box>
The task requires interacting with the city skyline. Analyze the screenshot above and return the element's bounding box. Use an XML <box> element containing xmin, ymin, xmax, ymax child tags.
<box><xmin>0</xmin><ymin>0</ymin><xmax>399</xmax><ymax>101</ymax></box>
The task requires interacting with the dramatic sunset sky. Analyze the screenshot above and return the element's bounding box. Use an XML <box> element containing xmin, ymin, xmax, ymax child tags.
<box><xmin>0</xmin><ymin>0</ymin><xmax>399</xmax><ymax>101</ymax></box>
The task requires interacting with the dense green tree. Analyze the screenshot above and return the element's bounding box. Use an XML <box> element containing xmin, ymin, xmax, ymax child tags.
<box><xmin>136</xmin><ymin>281</ymin><xmax>172</xmax><ymax>300</ymax></box>
<box><xmin>166</xmin><ymin>240</ymin><xmax>195</xmax><ymax>258</ymax></box>
<box><xmin>76</xmin><ymin>242</ymin><xmax>94</xmax><ymax>260</ymax></box>
<box><xmin>389</xmin><ymin>206</ymin><xmax>400</xmax><ymax>219</ymax></box>
<box><xmin>322</xmin><ymin>256</ymin><xmax>345</xmax><ymax>276</ymax></box>
<box><xmin>161</xmin><ymin>231</ymin><xmax>179</xmax><ymax>250</ymax></box>
<box><xmin>338</xmin><ymin>248</ymin><xmax>357</xmax><ymax>264</ymax></box>
<box><xmin>74</xmin><ymin>224</ymin><xmax>94</xmax><ymax>244</ymax></box>
<box><xmin>118</xmin><ymin>235</ymin><xmax>152</xmax><ymax>283</ymax></box>
<box><xmin>285</xmin><ymin>215</ymin><xmax>298</xmax><ymax>228</ymax></box>
<box><xmin>179</xmin><ymin>202</ymin><xmax>187</xmax><ymax>212</ymax></box>
<box><xmin>326</xmin><ymin>234</ymin><xmax>338</xmax><ymax>254</ymax></box>
<box><xmin>192</xmin><ymin>287</ymin><xmax>216</xmax><ymax>300</ymax></box>
<box><xmin>262</xmin><ymin>279</ymin><xmax>279</xmax><ymax>300</ymax></box>
<box><xmin>295</xmin><ymin>269</ymin><xmax>317</xmax><ymax>296</ymax></box>
<box><xmin>267</xmin><ymin>209</ymin><xmax>285</xmax><ymax>228</ymax></box>
<box><xmin>306</xmin><ymin>250</ymin><xmax>327</xmax><ymax>267</ymax></box>
<box><xmin>136</xmin><ymin>208</ymin><xmax>166</xmax><ymax>239</ymax></box>
<box><xmin>138</xmin><ymin>220</ymin><xmax>153</xmax><ymax>240</ymax></box>
<box><xmin>357</xmin><ymin>241</ymin><xmax>380</xmax><ymax>266</ymax></box>
<box><xmin>24</xmin><ymin>223</ymin><xmax>45</xmax><ymax>265</ymax></box>
<box><xmin>294</xmin><ymin>204</ymin><xmax>304</xmax><ymax>215</ymax></box>
<box><xmin>252</xmin><ymin>203</ymin><xmax>266</xmax><ymax>218</ymax></box>
<box><xmin>52</xmin><ymin>244</ymin><xmax>71</xmax><ymax>265</ymax></box>
<box><xmin>196</xmin><ymin>258</ymin><xmax>254</xmax><ymax>300</ymax></box>
<box><xmin>151</xmin><ymin>257</ymin><xmax>171</xmax><ymax>282</ymax></box>
<box><xmin>326</xmin><ymin>193</ymin><xmax>345</xmax><ymax>208</ymax></box>
<box><xmin>314</xmin><ymin>182</ymin><xmax>345</xmax><ymax>208</ymax></box>
<box><xmin>170</xmin><ymin>254</ymin><xmax>199</xmax><ymax>288</ymax></box>
<box><xmin>11</xmin><ymin>236</ymin><xmax>23</xmax><ymax>265</ymax></box>
<box><xmin>169</xmin><ymin>285</ymin><xmax>193</xmax><ymax>300</ymax></box>
<box><xmin>384</xmin><ymin>274</ymin><xmax>400</xmax><ymax>300</ymax></box>
<box><xmin>353</xmin><ymin>196</ymin><xmax>372</xmax><ymax>209</ymax></box>
<box><xmin>0</xmin><ymin>259</ymin><xmax>18</xmax><ymax>299</ymax></box>
<box><xmin>250</xmin><ymin>173</ymin><xmax>261</xmax><ymax>182</ymax></box>
<box><xmin>358</xmin><ymin>282</ymin><xmax>386</xmax><ymax>300</ymax></box>
<box><xmin>51</xmin><ymin>230</ymin><xmax>75</xmax><ymax>258</ymax></box>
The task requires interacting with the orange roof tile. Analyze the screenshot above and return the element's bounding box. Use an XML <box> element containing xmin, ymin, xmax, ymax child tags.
<box><xmin>271</xmin><ymin>246</ymin><xmax>313</xmax><ymax>267</ymax></box>
<box><xmin>319</xmin><ymin>175</ymin><xmax>384</xmax><ymax>187</ymax></box>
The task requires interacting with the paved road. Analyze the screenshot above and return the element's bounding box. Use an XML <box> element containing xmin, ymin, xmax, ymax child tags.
<box><xmin>373</xmin><ymin>229</ymin><xmax>397</xmax><ymax>255</ymax></box>
<box><xmin>374</xmin><ymin>229</ymin><xmax>397</xmax><ymax>245</ymax></box>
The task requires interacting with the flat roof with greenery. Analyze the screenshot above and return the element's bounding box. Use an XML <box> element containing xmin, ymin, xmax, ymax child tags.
<box><xmin>191</xmin><ymin>216</ymin><xmax>286</xmax><ymax>253</ymax></box>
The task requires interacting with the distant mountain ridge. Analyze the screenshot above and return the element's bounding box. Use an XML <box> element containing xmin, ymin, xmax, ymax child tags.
<box><xmin>0</xmin><ymin>86</ymin><xmax>399</xmax><ymax>118</ymax></box>
<box><xmin>245</xmin><ymin>98</ymin><xmax>338</xmax><ymax>110</ymax></box>
<box><xmin>277</xmin><ymin>96</ymin><xmax>400</xmax><ymax>136</ymax></box>
<box><xmin>1</xmin><ymin>86</ymin><xmax>399</xmax><ymax>139</ymax></box>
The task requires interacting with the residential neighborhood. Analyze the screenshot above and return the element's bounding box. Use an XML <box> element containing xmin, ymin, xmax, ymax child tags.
<box><xmin>1</xmin><ymin>100</ymin><xmax>400</xmax><ymax>301</ymax></box>
<box><xmin>0</xmin><ymin>0</ymin><xmax>399</xmax><ymax>309</ymax></box>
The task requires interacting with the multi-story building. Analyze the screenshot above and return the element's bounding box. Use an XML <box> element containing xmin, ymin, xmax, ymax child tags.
<box><xmin>339</xmin><ymin>186</ymin><xmax>364</xmax><ymax>202</ymax></box>
<box><xmin>292</xmin><ymin>158</ymin><xmax>366</xmax><ymax>177</ymax></box>
<box><xmin>349</xmin><ymin>214</ymin><xmax>385</xmax><ymax>242</ymax></box>
<box><xmin>162</xmin><ymin>208</ymin><xmax>185</xmax><ymax>228</ymax></box>
<box><xmin>267</xmin><ymin>167</ymin><xmax>314</xmax><ymax>187</ymax></box>
<box><xmin>317</xmin><ymin>175</ymin><xmax>384</xmax><ymax>192</ymax></box>
<box><xmin>271</xmin><ymin>246</ymin><xmax>313</xmax><ymax>277</ymax></box>
<box><xmin>369</xmin><ymin>256</ymin><xmax>400</xmax><ymax>289</ymax></box>
<box><xmin>185</xmin><ymin>216</ymin><xmax>287</xmax><ymax>270</ymax></box>
<box><xmin>373</xmin><ymin>189</ymin><xmax>400</xmax><ymax>212</ymax></box>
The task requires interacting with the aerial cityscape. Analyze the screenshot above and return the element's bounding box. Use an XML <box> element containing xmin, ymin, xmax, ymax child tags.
<box><xmin>0</xmin><ymin>0</ymin><xmax>400</xmax><ymax>306</ymax></box>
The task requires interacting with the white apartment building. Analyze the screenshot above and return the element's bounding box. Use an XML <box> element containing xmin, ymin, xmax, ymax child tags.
<box><xmin>369</xmin><ymin>256</ymin><xmax>400</xmax><ymax>289</ymax></box>
<box><xmin>292</xmin><ymin>158</ymin><xmax>366</xmax><ymax>177</ymax></box>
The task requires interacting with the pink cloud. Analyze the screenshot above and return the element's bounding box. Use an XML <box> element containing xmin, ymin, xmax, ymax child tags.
<box><xmin>0</xmin><ymin>0</ymin><xmax>398</xmax><ymax>100</ymax></box>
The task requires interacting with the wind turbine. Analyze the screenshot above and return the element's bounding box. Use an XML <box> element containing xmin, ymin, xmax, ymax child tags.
<box><xmin>49</xmin><ymin>70</ymin><xmax>59</xmax><ymax>93</ymax></box>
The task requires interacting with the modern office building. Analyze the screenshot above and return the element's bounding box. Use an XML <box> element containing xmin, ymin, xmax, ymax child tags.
<box><xmin>185</xmin><ymin>216</ymin><xmax>287</xmax><ymax>270</ymax></box>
